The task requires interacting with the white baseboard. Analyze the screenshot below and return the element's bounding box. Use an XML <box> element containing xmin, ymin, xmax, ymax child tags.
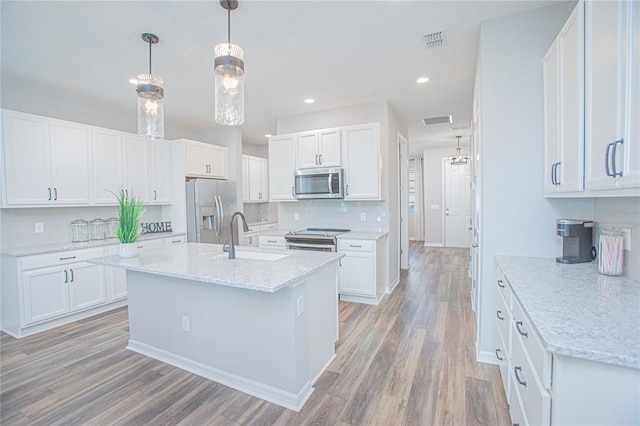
<box><xmin>339</xmin><ymin>293</ymin><xmax>378</xmax><ymax>305</ymax></box>
<box><xmin>476</xmin><ymin>349</ymin><xmax>499</xmax><ymax>365</ymax></box>
<box><xmin>310</xmin><ymin>353</ymin><xmax>336</xmax><ymax>385</ymax></box>
<box><xmin>423</xmin><ymin>242</ymin><xmax>444</xmax><ymax>247</ymax></box>
<box><xmin>127</xmin><ymin>339</ymin><xmax>314</xmax><ymax>412</ymax></box>
<box><xmin>386</xmin><ymin>276</ymin><xmax>400</xmax><ymax>293</ymax></box>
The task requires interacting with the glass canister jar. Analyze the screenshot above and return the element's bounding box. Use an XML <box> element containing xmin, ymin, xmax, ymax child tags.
<box><xmin>71</xmin><ymin>218</ymin><xmax>89</xmax><ymax>243</ymax></box>
<box><xmin>598</xmin><ymin>229</ymin><xmax>624</xmax><ymax>276</ymax></box>
<box><xmin>107</xmin><ymin>216</ymin><xmax>119</xmax><ymax>239</ymax></box>
<box><xmin>89</xmin><ymin>217</ymin><xmax>107</xmax><ymax>240</ymax></box>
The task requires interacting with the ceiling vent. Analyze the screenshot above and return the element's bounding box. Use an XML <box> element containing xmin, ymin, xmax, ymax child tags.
<box><xmin>424</xmin><ymin>30</ymin><xmax>445</xmax><ymax>49</ymax></box>
<box><xmin>422</xmin><ymin>115</ymin><xmax>452</xmax><ymax>126</ymax></box>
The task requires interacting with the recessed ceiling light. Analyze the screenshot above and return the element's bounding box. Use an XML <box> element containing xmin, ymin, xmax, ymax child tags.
<box><xmin>264</xmin><ymin>134</ymin><xmax>272</xmax><ymax>138</ymax></box>
<box><xmin>304</xmin><ymin>98</ymin><xmax>315</xmax><ymax>104</ymax></box>
<box><xmin>417</xmin><ymin>77</ymin><xmax>430</xmax><ymax>84</ymax></box>
<box><xmin>128</xmin><ymin>78</ymin><xmax>138</xmax><ymax>85</ymax></box>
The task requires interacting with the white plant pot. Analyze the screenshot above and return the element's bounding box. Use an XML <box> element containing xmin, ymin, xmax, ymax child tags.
<box><xmin>119</xmin><ymin>242</ymin><xmax>139</xmax><ymax>258</ymax></box>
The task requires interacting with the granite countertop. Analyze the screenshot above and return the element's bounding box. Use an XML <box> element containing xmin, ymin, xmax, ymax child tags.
<box><xmin>495</xmin><ymin>255</ymin><xmax>640</xmax><ymax>370</ymax></box>
<box><xmin>338</xmin><ymin>231</ymin><xmax>388</xmax><ymax>240</ymax></box>
<box><xmin>1</xmin><ymin>232</ymin><xmax>186</xmax><ymax>257</ymax></box>
<box><xmin>88</xmin><ymin>242</ymin><xmax>343</xmax><ymax>293</ymax></box>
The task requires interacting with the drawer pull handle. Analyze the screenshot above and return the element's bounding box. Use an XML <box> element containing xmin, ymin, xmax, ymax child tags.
<box><xmin>171</xmin><ymin>240</ymin><xmax>181</xmax><ymax>243</ymax></box>
<box><xmin>497</xmin><ymin>280</ymin><xmax>505</xmax><ymax>288</ymax></box>
<box><xmin>349</xmin><ymin>244</ymin><xmax>362</xmax><ymax>248</ymax></box>
<box><xmin>515</xmin><ymin>321</ymin><xmax>528</xmax><ymax>337</ymax></box>
<box><xmin>496</xmin><ymin>310</ymin><xmax>504</xmax><ymax>321</ymax></box>
<box><xmin>59</xmin><ymin>256</ymin><xmax>77</xmax><ymax>260</ymax></box>
<box><xmin>514</xmin><ymin>366</ymin><xmax>527</xmax><ymax>387</ymax></box>
<box><xmin>495</xmin><ymin>349</ymin><xmax>503</xmax><ymax>361</ymax></box>
<box><xmin>267</xmin><ymin>240</ymin><xmax>277</xmax><ymax>243</ymax></box>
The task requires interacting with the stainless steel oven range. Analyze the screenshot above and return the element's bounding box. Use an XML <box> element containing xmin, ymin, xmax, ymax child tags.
<box><xmin>285</xmin><ymin>228</ymin><xmax>350</xmax><ymax>252</ymax></box>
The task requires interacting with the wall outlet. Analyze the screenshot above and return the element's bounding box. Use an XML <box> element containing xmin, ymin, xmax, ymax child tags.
<box><xmin>181</xmin><ymin>315</ymin><xmax>190</xmax><ymax>332</ymax></box>
<box><xmin>294</xmin><ymin>212</ymin><xmax>300</xmax><ymax>221</ymax></box>
<box><xmin>35</xmin><ymin>223</ymin><xmax>44</xmax><ymax>233</ymax></box>
<box><xmin>360</xmin><ymin>212</ymin><xmax>366</xmax><ymax>221</ymax></box>
<box><xmin>297</xmin><ymin>295</ymin><xmax>305</xmax><ymax>316</ymax></box>
<box><xmin>622</xmin><ymin>228</ymin><xmax>632</xmax><ymax>251</ymax></box>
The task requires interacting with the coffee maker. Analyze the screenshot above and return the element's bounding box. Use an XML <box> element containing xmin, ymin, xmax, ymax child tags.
<box><xmin>556</xmin><ymin>219</ymin><xmax>594</xmax><ymax>264</ymax></box>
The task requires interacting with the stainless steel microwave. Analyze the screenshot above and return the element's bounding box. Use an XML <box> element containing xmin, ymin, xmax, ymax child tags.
<box><xmin>294</xmin><ymin>168</ymin><xmax>343</xmax><ymax>199</ymax></box>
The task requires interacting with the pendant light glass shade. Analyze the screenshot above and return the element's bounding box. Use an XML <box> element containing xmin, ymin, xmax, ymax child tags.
<box><xmin>136</xmin><ymin>73</ymin><xmax>165</xmax><ymax>139</ymax></box>
<box><xmin>214</xmin><ymin>43</ymin><xmax>245</xmax><ymax>125</ymax></box>
<box><xmin>450</xmin><ymin>136</ymin><xmax>469</xmax><ymax>165</ymax></box>
<box><xmin>136</xmin><ymin>33</ymin><xmax>164</xmax><ymax>139</ymax></box>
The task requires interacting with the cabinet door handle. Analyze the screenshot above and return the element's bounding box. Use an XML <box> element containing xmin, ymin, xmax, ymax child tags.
<box><xmin>605</xmin><ymin>142</ymin><xmax>615</xmax><ymax>177</ymax></box>
<box><xmin>291</xmin><ymin>186</ymin><xmax>295</xmax><ymax>197</ymax></box>
<box><xmin>551</xmin><ymin>163</ymin><xmax>556</xmax><ymax>185</ymax></box>
<box><xmin>315</xmin><ymin>154</ymin><xmax>319</xmax><ymax>165</ymax></box>
<box><xmin>54</xmin><ymin>187</ymin><xmax>58</xmax><ymax>200</ymax></box>
<box><xmin>496</xmin><ymin>310</ymin><xmax>504</xmax><ymax>321</ymax></box>
<box><xmin>48</xmin><ymin>187</ymin><xmax>52</xmax><ymax>201</ymax></box>
<box><xmin>612</xmin><ymin>139</ymin><xmax>623</xmax><ymax>177</ymax></box>
<box><xmin>345</xmin><ymin>184</ymin><xmax>349</xmax><ymax>196</ymax></box>
<box><xmin>70</xmin><ymin>268</ymin><xmax>74</xmax><ymax>282</ymax></box>
<box><xmin>555</xmin><ymin>162</ymin><xmax>561</xmax><ymax>185</ymax></box>
<box><xmin>59</xmin><ymin>255</ymin><xmax>77</xmax><ymax>260</ymax></box>
<box><xmin>495</xmin><ymin>349</ymin><xmax>503</xmax><ymax>361</ymax></box>
<box><xmin>318</xmin><ymin>154</ymin><xmax>322</xmax><ymax>164</ymax></box>
<box><xmin>514</xmin><ymin>366</ymin><xmax>527</xmax><ymax>387</ymax></box>
<box><xmin>497</xmin><ymin>280</ymin><xmax>505</xmax><ymax>288</ymax></box>
<box><xmin>63</xmin><ymin>269</ymin><xmax>68</xmax><ymax>283</ymax></box>
<box><xmin>515</xmin><ymin>320</ymin><xmax>528</xmax><ymax>337</ymax></box>
<box><xmin>154</xmin><ymin>190</ymin><xmax>157</xmax><ymax>201</ymax></box>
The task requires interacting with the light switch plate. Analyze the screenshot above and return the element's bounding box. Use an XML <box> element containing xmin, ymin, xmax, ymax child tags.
<box><xmin>35</xmin><ymin>223</ymin><xmax>44</xmax><ymax>233</ymax></box>
<box><xmin>360</xmin><ymin>212</ymin><xmax>366</xmax><ymax>221</ymax></box>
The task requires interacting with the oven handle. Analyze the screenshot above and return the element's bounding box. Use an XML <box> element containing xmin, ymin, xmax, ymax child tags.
<box><xmin>286</xmin><ymin>242</ymin><xmax>336</xmax><ymax>251</ymax></box>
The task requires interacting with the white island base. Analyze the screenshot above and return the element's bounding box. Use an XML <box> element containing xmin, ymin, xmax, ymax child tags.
<box><xmin>125</xmin><ymin>263</ymin><xmax>338</xmax><ymax>412</ymax></box>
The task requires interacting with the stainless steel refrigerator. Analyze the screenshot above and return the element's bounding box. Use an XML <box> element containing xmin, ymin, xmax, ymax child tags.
<box><xmin>186</xmin><ymin>179</ymin><xmax>239</xmax><ymax>244</ymax></box>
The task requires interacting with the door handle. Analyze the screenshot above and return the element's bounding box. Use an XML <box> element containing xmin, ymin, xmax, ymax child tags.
<box><xmin>516</xmin><ymin>320</ymin><xmax>528</xmax><ymax>337</ymax></box>
<box><xmin>551</xmin><ymin>163</ymin><xmax>556</xmax><ymax>185</ymax></box>
<box><xmin>612</xmin><ymin>139</ymin><xmax>623</xmax><ymax>177</ymax></box>
<box><xmin>468</xmin><ymin>227</ymin><xmax>472</xmax><ymax>230</ymax></box>
<box><xmin>54</xmin><ymin>187</ymin><xmax>58</xmax><ymax>200</ymax></box>
<box><xmin>70</xmin><ymin>269</ymin><xmax>74</xmax><ymax>282</ymax></box>
<box><xmin>154</xmin><ymin>190</ymin><xmax>157</xmax><ymax>201</ymax></box>
<box><xmin>318</xmin><ymin>153</ymin><xmax>322</xmax><ymax>164</ymax></box>
<box><xmin>514</xmin><ymin>366</ymin><xmax>527</xmax><ymax>387</ymax></box>
<box><xmin>605</xmin><ymin>142</ymin><xmax>614</xmax><ymax>177</ymax></box>
<box><xmin>495</xmin><ymin>349</ymin><xmax>503</xmax><ymax>361</ymax></box>
<box><xmin>496</xmin><ymin>310</ymin><xmax>504</xmax><ymax>320</ymax></box>
<box><xmin>63</xmin><ymin>269</ymin><xmax>68</xmax><ymax>283</ymax></box>
<box><xmin>48</xmin><ymin>187</ymin><xmax>52</xmax><ymax>201</ymax></box>
<box><xmin>472</xmin><ymin>242</ymin><xmax>478</xmax><ymax>248</ymax></box>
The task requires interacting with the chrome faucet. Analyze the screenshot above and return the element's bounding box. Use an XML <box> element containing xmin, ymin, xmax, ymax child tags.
<box><xmin>227</xmin><ymin>212</ymin><xmax>249</xmax><ymax>259</ymax></box>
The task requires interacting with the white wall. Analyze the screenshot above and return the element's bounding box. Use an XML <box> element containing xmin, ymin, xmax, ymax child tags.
<box><xmin>475</xmin><ymin>2</ymin><xmax>595</xmax><ymax>360</ymax></box>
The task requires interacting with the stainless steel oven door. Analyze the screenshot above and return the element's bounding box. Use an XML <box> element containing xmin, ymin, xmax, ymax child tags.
<box><xmin>286</xmin><ymin>242</ymin><xmax>336</xmax><ymax>252</ymax></box>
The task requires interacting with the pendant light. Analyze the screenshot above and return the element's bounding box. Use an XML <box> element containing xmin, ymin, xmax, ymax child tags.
<box><xmin>214</xmin><ymin>0</ymin><xmax>245</xmax><ymax>125</ymax></box>
<box><xmin>136</xmin><ymin>33</ymin><xmax>164</xmax><ymax>139</ymax></box>
<box><xmin>451</xmin><ymin>136</ymin><xmax>469</xmax><ymax>165</ymax></box>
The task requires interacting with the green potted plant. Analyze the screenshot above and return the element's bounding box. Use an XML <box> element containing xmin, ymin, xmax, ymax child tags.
<box><xmin>112</xmin><ymin>189</ymin><xmax>145</xmax><ymax>258</ymax></box>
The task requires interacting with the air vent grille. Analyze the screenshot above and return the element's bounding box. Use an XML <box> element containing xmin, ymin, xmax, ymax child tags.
<box><xmin>422</xmin><ymin>115</ymin><xmax>452</xmax><ymax>126</ymax></box>
<box><xmin>424</xmin><ymin>30</ymin><xmax>445</xmax><ymax>49</ymax></box>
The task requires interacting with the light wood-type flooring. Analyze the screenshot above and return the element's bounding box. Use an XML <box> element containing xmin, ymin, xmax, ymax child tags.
<box><xmin>0</xmin><ymin>244</ymin><xmax>510</xmax><ymax>425</ymax></box>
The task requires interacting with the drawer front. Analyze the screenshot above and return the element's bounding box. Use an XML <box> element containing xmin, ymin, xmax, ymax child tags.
<box><xmin>496</xmin><ymin>268</ymin><xmax>512</xmax><ymax>311</ymax></box>
<box><xmin>512</xmin><ymin>298</ymin><xmax>552</xmax><ymax>388</ymax></box>
<box><xmin>337</xmin><ymin>239</ymin><xmax>374</xmax><ymax>252</ymax></box>
<box><xmin>136</xmin><ymin>238</ymin><xmax>165</xmax><ymax>252</ymax></box>
<box><xmin>258</xmin><ymin>235</ymin><xmax>286</xmax><ymax>247</ymax></box>
<box><xmin>165</xmin><ymin>236</ymin><xmax>185</xmax><ymax>245</ymax></box>
<box><xmin>509</xmin><ymin>376</ymin><xmax>528</xmax><ymax>426</ymax></box>
<box><xmin>496</xmin><ymin>326</ymin><xmax>511</xmax><ymax>404</ymax></box>
<box><xmin>21</xmin><ymin>247</ymin><xmax>106</xmax><ymax>270</ymax></box>
<box><xmin>496</xmin><ymin>290</ymin><xmax>511</xmax><ymax>356</ymax></box>
<box><xmin>511</xmin><ymin>329</ymin><xmax>551</xmax><ymax>426</ymax></box>
<box><xmin>259</xmin><ymin>223</ymin><xmax>277</xmax><ymax>231</ymax></box>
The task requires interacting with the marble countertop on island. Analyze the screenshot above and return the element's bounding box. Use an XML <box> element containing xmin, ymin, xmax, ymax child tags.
<box><xmin>1</xmin><ymin>233</ymin><xmax>187</xmax><ymax>257</ymax></box>
<box><xmin>89</xmin><ymin>243</ymin><xmax>344</xmax><ymax>293</ymax></box>
<box><xmin>337</xmin><ymin>231</ymin><xmax>388</xmax><ymax>240</ymax></box>
<box><xmin>495</xmin><ymin>255</ymin><xmax>640</xmax><ymax>370</ymax></box>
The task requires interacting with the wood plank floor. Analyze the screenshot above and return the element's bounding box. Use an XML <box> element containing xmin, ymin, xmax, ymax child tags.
<box><xmin>1</xmin><ymin>243</ymin><xmax>510</xmax><ymax>425</ymax></box>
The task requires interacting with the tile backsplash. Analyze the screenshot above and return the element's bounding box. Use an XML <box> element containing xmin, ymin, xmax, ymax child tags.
<box><xmin>593</xmin><ymin>197</ymin><xmax>640</xmax><ymax>281</ymax></box>
<box><xmin>0</xmin><ymin>206</ymin><xmax>163</xmax><ymax>249</ymax></box>
<box><xmin>278</xmin><ymin>199</ymin><xmax>389</xmax><ymax>232</ymax></box>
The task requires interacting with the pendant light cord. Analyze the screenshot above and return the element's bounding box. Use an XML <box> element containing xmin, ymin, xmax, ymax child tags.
<box><xmin>227</xmin><ymin>6</ymin><xmax>231</xmax><ymax>44</ymax></box>
<box><xmin>148</xmin><ymin>39</ymin><xmax>153</xmax><ymax>75</ymax></box>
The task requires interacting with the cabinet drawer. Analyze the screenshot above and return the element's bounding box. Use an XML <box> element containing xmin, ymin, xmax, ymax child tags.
<box><xmin>258</xmin><ymin>235</ymin><xmax>286</xmax><ymax>248</ymax></box>
<box><xmin>512</xmin><ymin>298</ymin><xmax>552</xmax><ymax>388</ymax></box>
<box><xmin>496</xmin><ymin>269</ymin><xmax>511</xmax><ymax>310</ymax></box>
<box><xmin>21</xmin><ymin>247</ymin><xmax>105</xmax><ymax>270</ymax></box>
<box><xmin>259</xmin><ymin>223</ymin><xmax>277</xmax><ymax>231</ymax></box>
<box><xmin>496</xmin><ymin>327</ymin><xmax>511</xmax><ymax>404</ymax></box>
<box><xmin>136</xmin><ymin>238</ymin><xmax>165</xmax><ymax>251</ymax></box>
<box><xmin>509</xmin><ymin>376</ymin><xmax>528</xmax><ymax>426</ymax></box>
<box><xmin>496</xmin><ymin>289</ymin><xmax>511</xmax><ymax>355</ymax></box>
<box><xmin>165</xmin><ymin>236</ymin><xmax>185</xmax><ymax>245</ymax></box>
<box><xmin>511</xmin><ymin>330</ymin><xmax>551</xmax><ymax>426</ymax></box>
<box><xmin>337</xmin><ymin>239</ymin><xmax>374</xmax><ymax>252</ymax></box>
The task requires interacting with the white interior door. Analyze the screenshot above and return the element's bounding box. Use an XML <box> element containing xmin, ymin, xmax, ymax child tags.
<box><xmin>444</xmin><ymin>159</ymin><xmax>471</xmax><ymax>248</ymax></box>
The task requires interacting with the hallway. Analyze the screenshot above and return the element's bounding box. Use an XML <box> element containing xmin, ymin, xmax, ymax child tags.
<box><xmin>1</xmin><ymin>244</ymin><xmax>509</xmax><ymax>425</ymax></box>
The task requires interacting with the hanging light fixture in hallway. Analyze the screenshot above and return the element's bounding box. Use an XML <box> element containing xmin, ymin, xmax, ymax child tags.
<box><xmin>136</xmin><ymin>33</ymin><xmax>165</xmax><ymax>139</ymax></box>
<box><xmin>451</xmin><ymin>135</ymin><xmax>469</xmax><ymax>165</ymax></box>
<box><xmin>214</xmin><ymin>0</ymin><xmax>245</xmax><ymax>125</ymax></box>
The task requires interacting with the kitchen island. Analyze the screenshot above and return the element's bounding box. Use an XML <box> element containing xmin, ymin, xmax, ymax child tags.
<box><xmin>89</xmin><ymin>243</ymin><xmax>343</xmax><ymax>411</ymax></box>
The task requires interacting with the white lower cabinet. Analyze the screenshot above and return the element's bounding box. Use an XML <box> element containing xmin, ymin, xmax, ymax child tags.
<box><xmin>258</xmin><ymin>235</ymin><xmax>286</xmax><ymax>249</ymax></box>
<box><xmin>496</xmin><ymin>264</ymin><xmax>639</xmax><ymax>425</ymax></box>
<box><xmin>22</xmin><ymin>265</ymin><xmax>72</xmax><ymax>324</ymax></box>
<box><xmin>337</xmin><ymin>236</ymin><xmax>385</xmax><ymax>305</ymax></box>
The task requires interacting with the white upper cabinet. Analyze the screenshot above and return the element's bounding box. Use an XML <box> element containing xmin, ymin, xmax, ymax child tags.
<box><xmin>149</xmin><ymin>139</ymin><xmax>171</xmax><ymax>204</ymax></box>
<box><xmin>184</xmin><ymin>139</ymin><xmax>228</xmax><ymax>179</ymax></box>
<box><xmin>585</xmin><ymin>0</ymin><xmax>640</xmax><ymax>190</ymax></box>
<box><xmin>342</xmin><ymin>123</ymin><xmax>382</xmax><ymax>200</ymax></box>
<box><xmin>296</xmin><ymin>128</ymin><xmax>341</xmax><ymax>169</ymax></box>
<box><xmin>543</xmin><ymin>2</ymin><xmax>584</xmax><ymax>195</ymax></box>
<box><xmin>242</xmin><ymin>155</ymin><xmax>250</xmax><ymax>202</ymax></box>
<box><xmin>2</xmin><ymin>110</ymin><xmax>91</xmax><ymax>206</ymax></box>
<box><xmin>248</xmin><ymin>156</ymin><xmax>269</xmax><ymax>202</ymax></box>
<box><xmin>268</xmin><ymin>133</ymin><xmax>297</xmax><ymax>201</ymax></box>
<box><xmin>123</xmin><ymin>134</ymin><xmax>150</xmax><ymax>201</ymax></box>
<box><xmin>92</xmin><ymin>127</ymin><xmax>124</xmax><ymax>204</ymax></box>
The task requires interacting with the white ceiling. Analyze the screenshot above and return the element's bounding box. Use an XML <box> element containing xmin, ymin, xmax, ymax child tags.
<box><xmin>1</xmin><ymin>0</ymin><xmax>561</xmax><ymax>156</ymax></box>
